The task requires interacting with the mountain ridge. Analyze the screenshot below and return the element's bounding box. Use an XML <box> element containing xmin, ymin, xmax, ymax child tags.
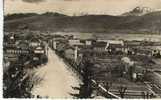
<box><xmin>122</xmin><ymin>6</ymin><xmax>153</xmax><ymax>16</ymax></box>
<box><xmin>4</xmin><ymin>11</ymin><xmax>161</xmax><ymax>34</ymax></box>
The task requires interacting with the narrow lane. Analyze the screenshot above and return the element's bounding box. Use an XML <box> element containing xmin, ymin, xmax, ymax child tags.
<box><xmin>31</xmin><ymin>48</ymin><xmax>81</xmax><ymax>98</ymax></box>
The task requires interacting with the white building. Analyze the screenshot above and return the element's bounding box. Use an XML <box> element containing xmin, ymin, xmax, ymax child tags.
<box><xmin>68</xmin><ymin>39</ymin><xmax>84</xmax><ymax>46</ymax></box>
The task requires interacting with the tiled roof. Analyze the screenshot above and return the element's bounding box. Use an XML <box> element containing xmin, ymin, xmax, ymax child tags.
<box><xmin>108</xmin><ymin>44</ymin><xmax>123</xmax><ymax>48</ymax></box>
<box><xmin>94</xmin><ymin>42</ymin><xmax>107</xmax><ymax>47</ymax></box>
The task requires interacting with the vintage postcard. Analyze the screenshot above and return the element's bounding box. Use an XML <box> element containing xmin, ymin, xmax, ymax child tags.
<box><xmin>3</xmin><ymin>0</ymin><xmax>161</xmax><ymax>99</ymax></box>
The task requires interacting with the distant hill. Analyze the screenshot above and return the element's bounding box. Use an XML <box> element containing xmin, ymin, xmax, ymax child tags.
<box><xmin>122</xmin><ymin>6</ymin><xmax>153</xmax><ymax>16</ymax></box>
<box><xmin>4</xmin><ymin>11</ymin><xmax>161</xmax><ymax>34</ymax></box>
<box><xmin>4</xmin><ymin>13</ymin><xmax>39</xmax><ymax>21</ymax></box>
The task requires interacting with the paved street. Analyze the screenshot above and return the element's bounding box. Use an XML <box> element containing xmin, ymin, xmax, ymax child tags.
<box><xmin>31</xmin><ymin>47</ymin><xmax>81</xmax><ymax>98</ymax></box>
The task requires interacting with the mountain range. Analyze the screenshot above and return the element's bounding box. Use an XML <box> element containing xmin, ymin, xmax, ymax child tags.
<box><xmin>4</xmin><ymin>8</ymin><xmax>161</xmax><ymax>34</ymax></box>
<box><xmin>122</xmin><ymin>6</ymin><xmax>153</xmax><ymax>16</ymax></box>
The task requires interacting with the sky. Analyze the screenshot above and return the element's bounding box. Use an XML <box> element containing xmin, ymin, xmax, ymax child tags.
<box><xmin>4</xmin><ymin>0</ymin><xmax>161</xmax><ymax>16</ymax></box>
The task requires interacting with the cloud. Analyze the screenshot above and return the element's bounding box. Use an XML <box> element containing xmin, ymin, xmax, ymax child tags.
<box><xmin>22</xmin><ymin>0</ymin><xmax>45</xmax><ymax>3</ymax></box>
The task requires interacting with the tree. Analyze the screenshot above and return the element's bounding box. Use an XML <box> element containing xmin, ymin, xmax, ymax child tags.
<box><xmin>79</xmin><ymin>59</ymin><xmax>94</xmax><ymax>98</ymax></box>
<box><xmin>118</xmin><ymin>85</ymin><xmax>127</xmax><ymax>98</ymax></box>
<box><xmin>3</xmin><ymin>62</ymin><xmax>42</xmax><ymax>98</ymax></box>
<box><xmin>104</xmin><ymin>82</ymin><xmax>112</xmax><ymax>92</ymax></box>
<box><xmin>71</xmin><ymin>56</ymin><xmax>94</xmax><ymax>98</ymax></box>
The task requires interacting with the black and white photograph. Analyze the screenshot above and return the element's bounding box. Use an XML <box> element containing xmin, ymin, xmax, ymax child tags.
<box><xmin>3</xmin><ymin>0</ymin><xmax>161</xmax><ymax>99</ymax></box>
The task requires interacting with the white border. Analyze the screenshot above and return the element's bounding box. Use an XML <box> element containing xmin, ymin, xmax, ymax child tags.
<box><xmin>0</xmin><ymin>0</ymin><xmax>3</xmax><ymax>98</ymax></box>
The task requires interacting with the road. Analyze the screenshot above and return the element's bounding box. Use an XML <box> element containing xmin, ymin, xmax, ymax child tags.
<box><xmin>31</xmin><ymin>48</ymin><xmax>81</xmax><ymax>98</ymax></box>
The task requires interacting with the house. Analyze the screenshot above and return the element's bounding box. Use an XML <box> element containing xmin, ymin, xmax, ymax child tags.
<box><xmin>64</xmin><ymin>46</ymin><xmax>78</xmax><ymax>61</ymax></box>
<box><xmin>85</xmin><ymin>40</ymin><xmax>92</xmax><ymax>45</ymax></box>
<box><xmin>135</xmin><ymin>48</ymin><xmax>152</xmax><ymax>56</ymax></box>
<box><xmin>29</xmin><ymin>38</ymin><xmax>41</xmax><ymax>47</ymax></box>
<box><xmin>151</xmin><ymin>46</ymin><xmax>161</xmax><ymax>57</ymax></box>
<box><xmin>68</xmin><ymin>39</ymin><xmax>84</xmax><ymax>46</ymax></box>
<box><xmin>92</xmin><ymin>41</ymin><xmax>109</xmax><ymax>57</ymax></box>
<box><xmin>4</xmin><ymin>54</ymin><xmax>19</xmax><ymax>62</ymax></box>
<box><xmin>8</xmin><ymin>33</ymin><xmax>16</xmax><ymax>43</ymax></box>
<box><xmin>17</xmin><ymin>41</ymin><xmax>29</xmax><ymax>49</ymax></box>
<box><xmin>4</xmin><ymin>45</ymin><xmax>30</xmax><ymax>62</ymax></box>
<box><xmin>124</xmin><ymin>40</ymin><xmax>141</xmax><ymax>47</ymax></box>
<box><xmin>132</xmin><ymin>66</ymin><xmax>145</xmax><ymax>82</ymax></box>
<box><xmin>3</xmin><ymin>34</ymin><xmax>16</xmax><ymax>47</ymax></box>
<box><xmin>104</xmin><ymin>40</ymin><xmax>127</xmax><ymax>54</ymax></box>
<box><xmin>107</xmin><ymin>40</ymin><xmax>124</xmax><ymax>46</ymax></box>
<box><xmin>98</xmin><ymin>40</ymin><xmax>124</xmax><ymax>45</ymax></box>
<box><xmin>64</xmin><ymin>47</ymin><xmax>75</xmax><ymax>60</ymax></box>
<box><xmin>4</xmin><ymin>39</ymin><xmax>30</xmax><ymax>56</ymax></box>
<box><xmin>33</xmin><ymin>46</ymin><xmax>45</xmax><ymax>54</ymax></box>
<box><xmin>140</xmin><ymin>41</ymin><xmax>155</xmax><ymax>46</ymax></box>
<box><xmin>64</xmin><ymin>35</ymin><xmax>74</xmax><ymax>40</ymax></box>
<box><xmin>80</xmin><ymin>39</ymin><xmax>96</xmax><ymax>46</ymax></box>
<box><xmin>49</xmin><ymin>39</ymin><xmax>57</xmax><ymax>50</ymax></box>
<box><xmin>93</xmin><ymin>41</ymin><xmax>107</xmax><ymax>52</ymax></box>
<box><xmin>53</xmin><ymin>35</ymin><xmax>66</xmax><ymax>41</ymax></box>
<box><xmin>30</xmin><ymin>42</ymin><xmax>41</xmax><ymax>47</ymax></box>
<box><xmin>5</xmin><ymin>48</ymin><xmax>30</xmax><ymax>55</ymax></box>
<box><xmin>56</xmin><ymin>42</ymin><xmax>67</xmax><ymax>52</ymax></box>
<box><xmin>106</xmin><ymin>43</ymin><xmax>125</xmax><ymax>54</ymax></box>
